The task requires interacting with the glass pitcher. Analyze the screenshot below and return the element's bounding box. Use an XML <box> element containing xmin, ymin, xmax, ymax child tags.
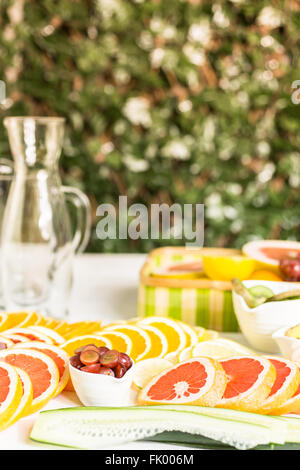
<box><xmin>1</xmin><ymin>117</ymin><xmax>91</xmax><ymax>318</ymax></box>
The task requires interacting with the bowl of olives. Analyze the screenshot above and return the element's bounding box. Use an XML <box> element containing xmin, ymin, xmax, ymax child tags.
<box><xmin>69</xmin><ymin>344</ymin><xmax>135</xmax><ymax>406</ymax></box>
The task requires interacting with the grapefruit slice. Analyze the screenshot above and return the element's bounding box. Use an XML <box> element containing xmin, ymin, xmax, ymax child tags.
<box><xmin>138</xmin><ymin>317</ymin><xmax>187</xmax><ymax>355</ymax></box>
<box><xmin>151</xmin><ymin>261</ymin><xmax>204</xmax><ymax>280</ymax></box>
<box><xmin>272</xmin><ymin>372</ymin><xmax>300</xmax><ymax>415</ymax></box>
<box><xmin>0</xmin><ymin>362</ymin><xmax>23</xmax><ymax>430</ymax></box>
<box><xmin>29</xmin><ymin>326</ymin><xmax>66</xmax><ymax>345</ymax></box>
<box><xmin>0</xmin><ymin>336</ymin><xmax>14</xmax><ymax>349</ymax></box>
<box><xmin>138</xmin><ymin>357</ymin><xmax>227</xmax><ymax>406</ymax></box>
<box><xmin>14</xmin><ymin>341</ymin><xmax>70</xmax><ymax>396</ymax></box>
<box><xmin>256</xmin><ymin>357</ymin><xmax>300</xmax><ymax>415</ymax></box>
<box><xmin>2</xmin><ymin>327</ymin><xmax>54</xmax><ymax>344</ymax></box>
<box><xmin>242</xmin><ymin>240</ymin><xmax>300</xmax><ymax>273</ymax></box>
<box><xmin>3</xmin><ymin>334</ymin><xmax>31</xmax><ymax>344</ymax></box>
<box><xmin>217</xmin><ymin>356</ymin><xmax>276</xmax><ymax>412</ymax></box>
<box><xmin>133</xmin><ymin>358</ymin><xmax>173</xmax><ymax>390</ymax></box>
<box><xmin>0</xmin><ymin>348</ymin><xmax>59</xmax><ymax>414</ymax></box>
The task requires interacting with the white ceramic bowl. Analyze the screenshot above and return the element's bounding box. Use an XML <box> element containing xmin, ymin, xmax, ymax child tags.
<box><xmin>232</xmin><ymin>280</ymin><xmax>300</xmax><ymax>353</ymax></box>
<box><xmin>69</xmin><ymin>362</ymin><xmax>136</xmax><ymax>407</ymax></box>
<box><xmin>272</xmin><ymin>325</ymin><xmax>300</xmax><ymax>362</ymax></box>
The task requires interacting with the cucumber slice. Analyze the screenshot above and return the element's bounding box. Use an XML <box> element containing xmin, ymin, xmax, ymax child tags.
<box><xmin>248</xmin><ymin>286</ymin><xmax>274</xmax><ymax>300</ymax></box>
<box><xmin>30</xmin><ymin>406</ymin><xmax>277</xmax><ymax>450</ymax></box>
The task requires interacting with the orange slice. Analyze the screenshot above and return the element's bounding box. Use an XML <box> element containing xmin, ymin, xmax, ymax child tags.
<box><xmin>176</xmin><ymin>321</ymin><xmax>199</xmax><ymax>347</ymax></box>
<box><xmin>15</xmin><ymin>341</ymin><xmax>70</xmax><ymax>396</ymax></box>
<box><xmin>0</xmin><ymin>312</ymin><xmax>28</xmax><ymax>330</ymax></box>
<box><xmin>61</xmin><ymin>334</ymin><xmax>113</xmax><ymax>357</ymax></box>
<box><xmin>138</xmin><ymin>317</ymin><xmax>187</xmax><ymax>355</ymax></box>
<box><xmin>94</xmin><ymin>332</ymin><xmax>132</xmax><ymax>356</ymax></box>
<box><xmin>217</xmin><ymin>356</ymin><xmax>276</xmax><ymax>412</ymax></box>
<box><xmin>256</xmin><ymin>356</ymin><xmax>300</xmax><ymax>415</ymax></box>
<box><xmin>2</xmin><ymin>327</ymin><xmax>54</xmax><ymax>344</ymax></box>
<box><xmin>103</xmin><ymin>324</ymin><xmax>151</xmax><ymax>361</ymax></box>
<box><xmin>15</xmin><ymin>312</ymin><xmax>41</xmax><ymax>328</ymax></box>
<box><xmin>3</xmin><ymin>367</ymin><xmax>33</xmax><ymax>429</ymax></box>
<box><xmin>0</xmin><ymin>348</ymin><xmax>59</xmax><ymax>414</ymax></box>
<box><xmin>138</xmin><ymin>325</ymin><xmax>168</xmax><ymax>359</ymax></box>
<box><xmin>138</xmin><ymin>357</ymin><xmax>227</xmax><ymax>406</ymax></box>
<box><xmin>0</xmin><ymin>362</ymin><xmax>23</xmax><ymax>431</ymax></box>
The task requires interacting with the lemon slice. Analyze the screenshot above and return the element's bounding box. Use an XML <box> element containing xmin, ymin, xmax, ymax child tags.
<box><xmin>133</xmin><ymin>358</ymin><xmax>173</xmax><ymax>389</ymax></box>
<box><xmin>202</xmin><ymin>255</ymin><xmax>256</xmax><ymax>281</ymax></box>
<box><xmin>192</xmin><ymin>338</ymin><xmax>255</xmax><ymax>360</ymax></box>
<box><xmin>138</xmin><ymin>316</ymin><xmax>187</xmax><ymax>355</ymax></box>
<box><xmin>177</xmin><ymin>345</ymin><xmax>194</xmax><ymax>362</ymax></box>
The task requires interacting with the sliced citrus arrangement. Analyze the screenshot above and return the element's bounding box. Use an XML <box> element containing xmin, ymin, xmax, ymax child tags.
<box><xmin>102</xmin><ymin>324</ymin><xmax>151</xmax><ymax>361</ymax></box>
<box><xmin>0</xmin><ymin>336</ymin><xmax>14</xmax><ymax>348</ymax></box>
<box><xmin>133</xmin><ymin>358</ymin><xmax>173</xmax><ymax>390</ymax></box>
<box><xmin>0</xmin><ymin>362</ymin><xmax>23</xmax><ymax>431</ymax></box>
<box><xmin>14</xmin><ymin>341</ymin><xmax>70</xmax><ymax>396</ymax></box>
<box><xmin>29</xmin><ymin>326</ymin><xmax>66</xmax><ymax>345</ymax></box>
<box><xmin>176</xmin><ymin>320</ymin><xmax>199</xmax><ymax>347</ymax></box>
<box><xmin>1</xmin><ymin>327</ymin><xmax>54</xmax><ymax>344</ymax></box>
<box><xmin>192</xmin><ymin>338</ymin><xmax>255</xmax><ymax>360</ymax></box>
<box><xmin>93</xmin><ymin>332</ymin><xmax>132</xmax><ymax>355</ymax></box>
<box><xmin>272</xmin><ymin>371</ymin><xmax>300</xmax><ymax>415</ymax></box>
<box><xmin>217</xmin><ymin>356</ymin><xmax>276</xmax><ymax>412</ymax></box>
<box><xmin>0</xmin><ymin>348</ymin><xmax>60</xmax><ymax>414</ymax></box>
<box><xmin>138</xmin><ymin>316</ymin><xmax>187</xmax><ymax>355</ymax></box>
<box><xmin>256</xmin><ymin>357</ymin><xmax>300</xmax><ymax>415</ymax></box>
<box><xmin>138</xmin><ymin>357</ymin><xmax>227</xmax><ymax>407</ymax></box>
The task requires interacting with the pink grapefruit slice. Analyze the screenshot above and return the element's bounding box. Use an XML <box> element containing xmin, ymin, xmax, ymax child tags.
<box><xmin>14</xmin><ymin>341</ymin><xmax>70</xmax><ymax>396</ymax></box>
<box><xmin>217</xmin><ymin>356</ymin><xmax>276</xmax><ymax>412</ymax></box>
<box><xmin>138</xmin><ymin>357</ymin><xmax>227</xmax><ymax>406</ymax></box>
<box><xmin>256</xmin><ymin>356</ymin><xmax>300</xmax><ymax>415</ymax></box>
<box><xmin>2</xmin><ymin>327</ymin><xmax>54</xmax><ymax>344</ymax></box>
<box><xmin>0</xmin><ymin>348</ymin><xmax>59</xmax><ymax>414</ymax></box>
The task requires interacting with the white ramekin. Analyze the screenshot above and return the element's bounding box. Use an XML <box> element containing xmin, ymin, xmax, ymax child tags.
<box><xmin>232</xmin><ymin>280</ymin><xmax>300</xmax><ymax>353</ymax></box>
<box><xmin>272</xmin><ymin>325</ymin><xmax>300</xmax><ymax>361</ymax></box>
<box><xmin>69</xmin><ymin>362</ymin><xmax>136</xmax><ymax>407</ymax></box>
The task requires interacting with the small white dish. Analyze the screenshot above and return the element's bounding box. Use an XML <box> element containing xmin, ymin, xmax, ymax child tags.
<box><xmin>232</xmin><ymin>280</ymin><xmax>300</xmax><ymax>353</ymax></box>
<box><xmin>69</xmin><ymin>362</ymin><xmax>136</xmax><ymax>407</ymax></box>
<box><xmin>272</xmin><ymin>325</ymin><xmax>300</xmax><ymax>362</ymax></box>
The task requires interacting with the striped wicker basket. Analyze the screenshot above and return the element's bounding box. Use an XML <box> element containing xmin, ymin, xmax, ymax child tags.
<box><xmin>137</xmin><ymin>247</ymin><xmax>240</xmax><ymax>332</ymax></box>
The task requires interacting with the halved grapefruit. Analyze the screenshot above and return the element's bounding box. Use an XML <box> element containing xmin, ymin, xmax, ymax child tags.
<box><xmin>242</xmin><ymin>240</ymin><xmax>300</xmax><ymax>274</ymax></box>
<box><xmin>138</xmin><ymin>357</ymin><xmax>227</xmax><ymax>406</ymax></box>
<box><xmin>256</xmin><ymin>357</ymin><xmax>300</xmax><ymax>415</ymax></box>
<box><xmin>217</xmin><ymin>356</ymin><xmax>276</xmax><ymax>412</ymax></box>
<box><xmin>0</xmin><ymin>348</ymin><xmax>59</xmax><ymax>414</ymax></box>
<box><xmin>151</xmin><ymin>261</ymin><xmax>204</xmax><ymax>280</ymax></box>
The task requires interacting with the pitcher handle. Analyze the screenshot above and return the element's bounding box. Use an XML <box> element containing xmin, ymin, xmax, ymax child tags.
<box><xmin>61</xmin><ymin>186</ymin><xmax>92</xmax><ymax>254</ymax></box>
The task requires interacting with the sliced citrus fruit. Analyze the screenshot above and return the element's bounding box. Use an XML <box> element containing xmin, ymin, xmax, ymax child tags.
<box><xmin>0</xmin><ymin>362</ymin><xmax>23</xmax><ymax>431</ymax></box>
<box><xmin>138</xmin><ymin>357</ymin><xmax>227</xmax><ymax>406</ymax></box>
<box><xmin>0</xmin><ymin>336</ymin><xmax>14</xmax><ymax>349</ymax></box>
<box><xmin>192</xmin><ymin>326</ymin><xmax>206</xmax><ymax>341</ymax></box>
<box><xmin>103</xmin><ymin>324</ymin><xmax>151</xmax><ymax>361</ymax></box>
<box><xmin>151</xmin><ymin>261</ymin><xmax>204</xmax><ymax>280</ymax></box>
<box><xmin>177</xmin><ymin>345</ymin><xmax>194</xmax><ymax>362</ymax></box>
<box><xmin>2</xmin><ymin>327</ymin><xmax>54</xmax><ymax>344</ymax></box>
<box><xmin>137</xmin><ymin>325</ymin><xmax>168</xmax><ymax>359</ymax></box>
<box><xmin>0</xmin><ymin>348</ymin><xmax>59</xmax><ymax>414</ymax></box>
<box><xmin>272</xmin><ymin>371</ymin><xmax>300</xmax><ymax>415</ymax></box>
<box><xmin>163</xmin><ymin>351</ymin><xmax>179</xmax><ymax>364</ymax></box>
<box><xmin>138</xmin><ymin>317</ymin><xmax>187</xmax><ymax>355</ymax></box>
<box><xmin>202</xmin><ymin>254</ymin><xmax>256</xmax><ymax>281</ymax></box>
<box><xmin>16</xmin><ymin>311</ymin><xmax>41</xmax><ymax>328</ymax></box>
<box><xmin>3</xmin><ymin>334</ymin><xmax>31</xmax><ymax>344</ymax></box>
<box><xmin>0</xmin><ymin>312</ymin><xmax>28</xmax><ymax>330</ymax></box>
<box><xmin>202</xmin><ymin>329</ymin><xmax>219</xmax><ymax>341</ymax></box>
<box><xmin>3</xmin><ymin>367</ymin><xmax>33</xmax><ymax>429</ymax></box>
<box><xmin>0</xmin><ymin>312</ymin><xmax>11</xmax><ymax>332</ymax></box>
<box><xmin>192</xmin><ymin>338</ymin><xmax>255</xmax><ymax>360</ymax></box>
<box><xmin>15</xmin><ymin>341</ymin><xmax>70</xmax><ymax>396</ymax></box>
<box><xmin>176</xmin><ymin>320</ymin><xmax>199</xmax><ymax>347</ymax></box>
<box><xmin>256</xmin><ymin>356</ymin><xmax>300</xmax><ymax>415</ymax></box>
<box><xmin>133</xmin><ymin>358</ymin><xmax>173</xmax><ymax>390</ymax></box>
<box><xmin>217</xmin><ymin>356</ymin><xmax>276</xmax><ymax>412</ymax></box>
<box><xmin>29</xmin><ymin>326</ymin><xmax>66</xmax><ymax>345</ymax></box>
<box><xmin>61</xmin><ymin>334</ymin><xmax>113</xmax><ymax>357</ymax></box>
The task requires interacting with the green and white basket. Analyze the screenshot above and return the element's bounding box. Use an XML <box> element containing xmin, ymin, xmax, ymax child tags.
<box><xmin>137</xmin><ymin>247</ymin><xmax>240</xmax><ymax>332</ymax></box>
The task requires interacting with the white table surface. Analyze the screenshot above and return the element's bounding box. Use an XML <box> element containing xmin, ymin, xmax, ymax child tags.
<box><xmin>0</xmin><ymin>253</ymin><xmax>245</xmax><ymax>451</ymax></box>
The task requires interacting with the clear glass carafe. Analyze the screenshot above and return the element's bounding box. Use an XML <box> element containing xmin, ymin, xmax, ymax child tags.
<box><xmin>1</xmin><ymin>117</ymin><xmax>91</xmax><ymax>318</ymax></box>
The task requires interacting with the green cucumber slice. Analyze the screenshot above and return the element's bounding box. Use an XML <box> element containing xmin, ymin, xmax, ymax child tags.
<box><xmin>30</xmin><ymin>406</ymin><xmax>278</xmax><ymax>450</ymax></box>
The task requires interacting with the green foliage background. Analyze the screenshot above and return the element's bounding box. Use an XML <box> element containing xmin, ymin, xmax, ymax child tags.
<box><xmin>0</xmin><ymin>0</ymin><xmax>300</xmax><ymax>252</ymax></box>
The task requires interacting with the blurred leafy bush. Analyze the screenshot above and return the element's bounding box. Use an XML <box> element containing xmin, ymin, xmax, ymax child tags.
<box><xmin>0</xmin><ymin>0</ymin><xmax>300</xmax><ymax>252</ymax></box>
